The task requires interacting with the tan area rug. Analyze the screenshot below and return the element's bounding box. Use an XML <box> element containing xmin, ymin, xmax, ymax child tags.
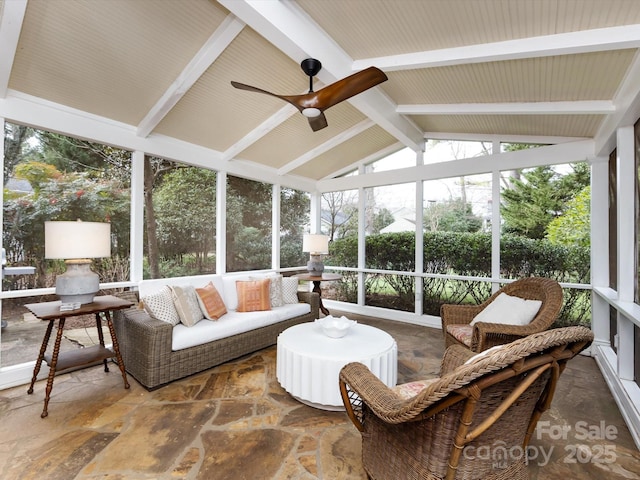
<box><xmin>62</xmin><ymin>327</ymin><xmax>111</xmax><ymax>347</ymax></box>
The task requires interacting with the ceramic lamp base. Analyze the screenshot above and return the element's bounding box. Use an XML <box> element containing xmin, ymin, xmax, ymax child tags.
<box><xmin>307</xmin><ymin>254</ymin><xmax>325</xmax><ymax>274</ymax></box>
<box><xmin>55</xmin><ymin>259</ymin><xmax>99</xmax><ymax>304</ymax></box>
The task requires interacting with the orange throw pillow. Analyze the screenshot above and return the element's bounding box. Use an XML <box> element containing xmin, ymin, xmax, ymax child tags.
<box><xmin>196</xmin><ymin>282</ymin><xmax>227</xmax><ymax>320</ymax></box>
<box><xmin>236</xmin><ymin>279</ymin><xmax>271</xmax><ymax>312</ymax></box>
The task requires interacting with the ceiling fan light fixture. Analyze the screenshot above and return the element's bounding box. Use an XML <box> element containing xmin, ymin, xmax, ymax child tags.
<box><xmin>302</xmin><ymin>107</ymin><xmax>322</xmax><ymax>118</ymax></box>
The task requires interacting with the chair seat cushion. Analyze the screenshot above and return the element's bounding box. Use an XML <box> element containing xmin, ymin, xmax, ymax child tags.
<box><xmin>392</xmin><ymin>378</ymin><xmax>439</xmax><ymax>399</ymax></box>
<box><xmin>446</xmin><ymin>324</ymin><xmax>473</xmax><ymax>347</ymax></box>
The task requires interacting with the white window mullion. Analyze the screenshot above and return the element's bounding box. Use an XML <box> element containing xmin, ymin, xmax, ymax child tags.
<box><xmin>358</xmin><ymin>169</ymin><xmax>366</xmax><ymax>306</ymax></box>
<box><xmin>310</xmin><ymin>192</ymin><xmax>321</xmax><ymax>234</ymax></box>
<box><xmin>491</xmin><ymin>140</ymin><xmax>501</xmax><ymax>292</ymax></box>
<box><xmin>130</xmin><ymin>150</ymin><xmax>145</xmax><ymax>283</ymax></box>
<box><xmin>415</xmin><ymin>149</ymin><xmax>424</xmax><ymax>316</ymax></box>
<box><xmin>216</xmin><ymin>171</ymin><xmax>227</xmax><ymax>274</ymax></box>
<box><xmin>616</xmin><ymin>125</ymin><xmax>635</xmax><ymax>380</ymax></box>
<box><xmin>590</xmin><ymin>156</ymin><xmax>610</xmax><ymax>344</ymax></box>
<box><xmin>272</xmin><ymin>184</ymin><xmax>280</xmax><ymax>270</ymax></box>
<box><xmin>617</xmin><ymin>126</ymin><xmax>635</xmax><ymax>301</ymax></box>
<box><xmin>491</xmin><ymin>170</ymin><xmax>501</xmax><ymax>291</ymax></box>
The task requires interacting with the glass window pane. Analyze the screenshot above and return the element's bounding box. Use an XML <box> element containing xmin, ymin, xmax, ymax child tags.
<box><xmin>500</xmin><ymin>162</ymin><xmax>590</xmax><ymax>282</ymax></box>
<box><xmin>423</xmin><ymin>173</ymin><xmax>492</xmax><ymax>277</ymax></box>
<box><xmin>3</xmin><ymin>124</ymin><xmax>131</xmax><ymax>290</ymax></box>
<box><xmin>366</xmin><ymin>147</ymin><xmax>416</xmax><ymax>173</ymax></box>
<box><xmin>280</xmin><ymin>188</ymin><xmax>310</xmax><ymax>268</ymax></box>
<box><xmin>366</xmin><ymin>273</ymin><xmax>415</xmax><ymax>312</ymax></box>
<box><xmin>424</xmin><ymin>140</ymin><xmax>491</xmax><ymax>164</ymax></box>
<box><xmin>226</xmin><ymin>175</ymin><xmax>272</xmax><ymax>272</ymax></box>
<box><xmin>500</xmin><ymin>161</ymin><xmax>591</xmax><ymax>326</ymax></box>
<box><xmin>422</xmin><ymin>278</ymin><xmax>491</xmax><ymax>316</ymax></box>
<box><xmin>144</xmin><ymin>157</ymin><xmax>216</xmax><ymax>278</ymax></box>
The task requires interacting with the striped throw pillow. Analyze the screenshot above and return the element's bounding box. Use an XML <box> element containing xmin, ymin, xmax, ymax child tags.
<box><xmin>196</xmin><ymin>282</ymin><xmax>227</xmax><ymax>320</ymax></box>
<box><xmin>236</xmin><ymin>279</ymin><xmax>271</xmax><ymax>312</ymax></box>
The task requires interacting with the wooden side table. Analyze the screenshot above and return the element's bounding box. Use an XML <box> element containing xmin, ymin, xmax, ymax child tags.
<box><xmin>293</xmin><ymin>273</ymin><xmax>342</xmax><ymax>316</ymax></box>
<box><xmin>25</xmin><ymin>295</ymin><xmax>133</xmax><ymax>417</ymax></box>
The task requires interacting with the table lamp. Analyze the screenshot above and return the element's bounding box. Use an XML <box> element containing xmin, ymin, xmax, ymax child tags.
<box><xmin>302</xmin><ymin>234</ymin><xmax>329</xmax><ymax>274</ymax></box>
<box><xmin>45</xmin><ymin>220</ymin><xmax>111</xmax><ymax>306</ymax></box>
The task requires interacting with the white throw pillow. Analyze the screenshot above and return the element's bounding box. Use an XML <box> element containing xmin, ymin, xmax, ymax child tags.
<box><xmin>171</xmin><ymin>285</ymin><xmax>205</xmax><ymax>327</ymax></box>
<box><xmin>282</xmin><ymin>277</ymin><xmax>299</xmax><ymax>304</ymax></box>
<box><xmin>142</xmin><ymin>286</ymin><xmax>180</xmax><ymax>326</ymax></box>
<box><xmin>470</xmin><ymin>292</ymin><xmax>542</xmax><ymax>327</ymax></box>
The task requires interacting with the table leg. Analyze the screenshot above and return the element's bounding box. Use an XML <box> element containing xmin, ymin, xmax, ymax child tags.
<box><xmin>41</xmin><ymin>318</ymin><xmax>66</xmax><ymax>418</ymax></box>
<box><xmin>95</xmin><ymin>312</ymin><xmax>109</xmax><ymax>372</ymax></box>
<box><xmin>312</xmin><ymin>280</ymin><xmax>330</xmax><ymax>316</ymax></box>
<box><xmin>28</xmin><ymin>320</ymin><xmax>54</xmax><ymax>395</ymax></box>
<box><xmin>104</xmin><ymin>311</ymin><xmax>130</xmax><ymax>389</ymax></box>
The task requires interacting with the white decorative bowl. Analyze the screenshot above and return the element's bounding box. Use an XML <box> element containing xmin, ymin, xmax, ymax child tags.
<box><xmin>316</xmin><ymin>316</ymin><xmax>357</xmax><ymax>338</ymax></box>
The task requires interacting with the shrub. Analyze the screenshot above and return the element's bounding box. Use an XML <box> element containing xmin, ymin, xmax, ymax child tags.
<box><xmin>328</xmin><ymin>231</ymin><xmax>590</xmax><ymax>326</ymax></box>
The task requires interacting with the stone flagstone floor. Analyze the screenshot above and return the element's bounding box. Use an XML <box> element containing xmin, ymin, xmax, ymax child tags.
<box><xmin>0</xmin><ymin>314</ymin><xmax>639</xmax><ymax>479</ymax></box>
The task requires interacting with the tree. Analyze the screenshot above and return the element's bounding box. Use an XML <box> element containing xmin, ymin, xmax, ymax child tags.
<box><xmin>546</xmin><ymin>185</ymin><xmax>591</xmax><ymax>248</ymax></box>
<box><xmin>34</xmin><ymin>130</ymin><xmax>131</xmax><ymax>182</ymax></box>
<box><xmin>322</xmin><ymin>191</ymin><xmax>358</xmax><ymax>240</ymax></box>
<box><xmin>14</xmin><ymin>161</ymin><xmax>61</xmax><ymax>193</ymax></box>
<box><xmin>3</xmin><ymin>167</ymin><xmax>130</xmax><ymax>286</ymax></box>
<box><xmin>142</xmin><ymin>156</ymin><xmax>182</xmax><ymax>278</ymax></box>
<box><xmin>226</xmin><ymin>176</ymin><xmax>272</xmax><ymax>271</ymax></box>
<box><xmin>4</xmin><ymin>123</ymin><xmax>36</xmax><ymax>179</ymax></box>
<box><xmin>424</xmin><ymin>198</ymin><xmax>483</xmax><ymax>233</ymax></box>
<box><xmin>153</xmin><ymin>167</ymin><xmax>217</xmax><ymax>272</ymax></box>
<box><xmin>501</xmin><ymin>164</ymin><xmax>590</xmax><ymax>239</ymax></box>
<box><xmin>280</xmin><ymin>188</ymin><xmax>309</xmax><ymax>267</ymax></box>
<box><xmin>370</xmin><ymin>208</ymin><xmax>395</xmax><ymax>234</ymax></box>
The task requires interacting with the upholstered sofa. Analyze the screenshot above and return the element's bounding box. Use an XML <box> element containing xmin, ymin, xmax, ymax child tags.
<box><xmin>113</xmin><ymin>273</ymin><xmax>319</xmax><ymax>389</ymax></box>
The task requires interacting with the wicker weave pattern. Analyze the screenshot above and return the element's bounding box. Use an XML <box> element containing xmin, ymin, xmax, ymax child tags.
<box><xmin>441</xmin><ymin>277</ymin><xmax>563</xmax><ymax>352</ymax></box>
<box><xmin>113</xmin><ymin>290</ymin><xmax>319</xmax><ymax>389</ymax></box>
<box><xmin>339</xmin><ymin>326</ymin><xmax>593</xmax><ymax>480</ymax></box>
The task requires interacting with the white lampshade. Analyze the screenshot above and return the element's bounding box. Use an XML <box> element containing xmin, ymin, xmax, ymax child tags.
<box><xmin>44</xmin><ymin>221</ymin><xmax>111</xmax><ymax>306</ymax></box>
<box><xmin>302</xmin><ymin>234</ymin><xmax>329</xmax><ymax>254</ymax></box>
<box><xmin>45</xmin><ymin>221</ymin><xmax>111</xmax><ymax>259</ymax></box>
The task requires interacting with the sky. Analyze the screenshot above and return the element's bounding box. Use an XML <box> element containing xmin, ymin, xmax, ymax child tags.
<box><xmin>368</xmin><ymin>141</ymin><xmax>492</xmax><ymax>216</ymax></box>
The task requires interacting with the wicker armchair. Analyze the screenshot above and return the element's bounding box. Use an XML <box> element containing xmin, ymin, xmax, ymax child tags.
<box><xmin>339</xmin><ymin>326</ymin><xmax>593</xmax><ymax>480</ymax></box>
<box><xmin>441</xmin><ymin>277</ymin><xmax>563</xmax><ymax>352</ymax></box>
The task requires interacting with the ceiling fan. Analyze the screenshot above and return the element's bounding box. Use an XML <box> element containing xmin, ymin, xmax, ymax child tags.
<box><xmin>231</xmin><ymin>58</ymin><xmax>388</xmax><ymax>132</ymax></box>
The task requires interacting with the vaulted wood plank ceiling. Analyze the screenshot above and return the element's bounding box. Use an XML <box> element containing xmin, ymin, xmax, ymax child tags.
<box><xmin>2</xmin><ymin>0</ymin><xmax>640</xmax><ymax>187</ymax></box>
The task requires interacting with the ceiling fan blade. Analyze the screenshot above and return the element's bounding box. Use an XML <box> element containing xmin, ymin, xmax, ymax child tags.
<box><xmin>292</xmin><ymin>67</ymin><xmax>388</xmax><ymax>112</ymax></box>
<box><xmin>308</xmin><ymin>113</ymin><xmax>328</xmax><ymax>132</ymax></box>
<box><xmin>231</xmin><ymin>81</ymin><xmax>314</xmax><ymax>116</ymax></box>
<box><xmin>230</xmin><ymin>81</ymin><xmax>291</xmax><ymax>103</ymax></box>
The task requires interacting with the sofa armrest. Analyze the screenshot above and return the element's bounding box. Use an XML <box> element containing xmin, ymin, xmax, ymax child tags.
<box><xmin>113</xmin><ymin>291</ymin><xmax>174</xmax><ymax>359</ymax></box>
<box><xmin>297</xmin><ymin>291</ymin><xmax>320</xmax><ymax>318</ymax></box>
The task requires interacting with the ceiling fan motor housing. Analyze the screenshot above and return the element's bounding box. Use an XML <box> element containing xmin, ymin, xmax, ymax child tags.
<box><xmin>301</xmin><ymin>58</ymin><xmax>322</xmax><ymax>77</ymax></box>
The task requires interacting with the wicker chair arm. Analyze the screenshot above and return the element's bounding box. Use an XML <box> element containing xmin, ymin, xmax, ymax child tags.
<box><xmin>440</xmin><ymin>303</ymin><xmax>484</xmax><ymax>327</ymax></box>
<box><xmin>440</xmin><ymin>345</ymin><xmax>475</xmax><ymax>375</ymax></box>
<box><xmin>340</xmin><ymin>362</ymin><xmax>460</xmax><ymax>426</ymax></box>
<box><xmin>471</xmin><ymin>321</ymin><xmax>551</xmax><ymax>351</ymax></box>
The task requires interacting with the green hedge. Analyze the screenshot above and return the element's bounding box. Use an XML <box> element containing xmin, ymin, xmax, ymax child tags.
<box><xmin>327</xmin><ymin>231</ymin><xmax>591</xmax><ymax>326</ymax></box>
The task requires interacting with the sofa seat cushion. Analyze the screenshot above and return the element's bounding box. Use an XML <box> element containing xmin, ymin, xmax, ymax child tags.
<box><xmin>171</xmin><ymin>310</ymin><xmax>276</xmax><ymax>351</ymax></box>
<box><xmin>272</xmin><ymin>302</ymin><xmax>311</xmax><ymax>321</ymax></box>
<box><xmin>171</xmin><ymin>303</ymin><xmax>312</xmax><ymax>351</ymax></box>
